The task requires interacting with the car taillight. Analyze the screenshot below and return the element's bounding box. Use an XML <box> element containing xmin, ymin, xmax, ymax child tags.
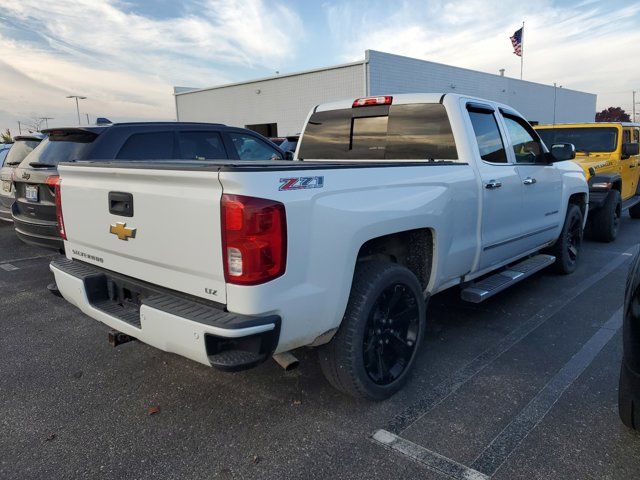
<box><xmin>46</xmin><ymin>175</ymin><xmax>66</xmax><ymax>240</ymax></box>
<box><xmin>352</xmin><ymin>96</ymin><xmax>393</xmax><ymax>107</ymax></box>
<box><xmin>221</xmin><ymin>194</ymin><xmax>286</xmax><ymax>285</ymax></box>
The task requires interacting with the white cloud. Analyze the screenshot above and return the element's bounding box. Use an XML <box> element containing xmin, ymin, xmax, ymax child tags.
<box><xmin>0</xmin><ymin>0</ymin><xmax>303</xmax><ymax>131</ymax></box>
<box><xmin>326</xmin><ymin>0</ymin><xmax>640</xmax><ymax>114</ymax></box>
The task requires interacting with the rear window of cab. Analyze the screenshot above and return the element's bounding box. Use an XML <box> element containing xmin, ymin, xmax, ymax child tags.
<box><xmin>298</xmin><ymin>103</ymin><xmax>459</xmax><ymax>161</ymax></box>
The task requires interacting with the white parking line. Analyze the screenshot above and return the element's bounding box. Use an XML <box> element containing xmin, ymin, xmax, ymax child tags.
<box><xmin>470</xmin><ymin>308</ymin><xmax>623</xmax><ymax>476</ymax></box>
<box><xmin>0</xmin><ymin>263</ymin><xmax>19</xmax><ymax>271</ymax></box>
<box><xmin>375</xmin><ymin>310</ymin><xmax>623</xmax><ymax>479</ymax></box>
<box><xmin>372</xmin><ymin>430</ymin><xmax>489</xmax><ymax>480</ymax></box>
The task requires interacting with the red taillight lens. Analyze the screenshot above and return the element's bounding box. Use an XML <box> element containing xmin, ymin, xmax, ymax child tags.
<box><xmin>352</xmin><ymin>95</ymin><xmax>393</xmax><ymax>107</ymax></box>
<box><xmin>47</xmin><ymin>175</ymin><xmax>66</xmax><ymax>240</ymax></box>
<box><xmin>221</xmin><ymin>194</ymin><xmax>286</xmax><ymax>285</ymax></box>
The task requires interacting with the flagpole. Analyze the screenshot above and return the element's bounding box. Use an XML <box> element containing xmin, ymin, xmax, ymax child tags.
<box><xmin>520</xmin><ymin>21</ymin><xmax>524</xmax><ymax>80</ymax></box>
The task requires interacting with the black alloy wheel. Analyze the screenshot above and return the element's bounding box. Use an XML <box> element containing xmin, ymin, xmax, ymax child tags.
<box><xmin>318</xmin><ymin>261</ymin><xmax>426</xmax><ymax>400</ymax></box>
<box><xmin>363</xmin><ymin>283</ymin><xmax>420</xmax><ymax>385</ymax></box>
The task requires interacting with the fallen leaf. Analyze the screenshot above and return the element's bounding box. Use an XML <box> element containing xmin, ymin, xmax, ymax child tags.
<box><xmin>45</xmin><ymin>433</ymin><xmax>56</xmax><ymax>441</ymax></box>
<box><xmin>252</xmin><ymin>454</ymin><xmax>260</xmax><ymax>464</ymax></box>
<box><xmin>292</xmin><ymin>400</ymin><xmax>301</xmax><ymax>406</ymax></box>
<box><xmin>148</xmin><ymin>406</ymin><xmax>160</xmax><ymax>415</ymax></box>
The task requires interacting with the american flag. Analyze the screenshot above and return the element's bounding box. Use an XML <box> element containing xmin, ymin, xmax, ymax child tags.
<box><xmin>510</xmin><ymin>27</ymin><xmax>523</xmax><ymax>57</ymax></box>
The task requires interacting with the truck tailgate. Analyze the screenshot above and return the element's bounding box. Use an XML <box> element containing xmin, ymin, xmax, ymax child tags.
<box><xmin>58</xmin><ymin>165</ymin><xmax>227</xmax><ymax>304</ymax></box>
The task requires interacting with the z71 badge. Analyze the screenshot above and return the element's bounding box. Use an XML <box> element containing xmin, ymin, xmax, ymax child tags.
<box><xmin>279</xmin><ymin>176</ymin><xmax>324</xmax><ymax>191</ymax></box>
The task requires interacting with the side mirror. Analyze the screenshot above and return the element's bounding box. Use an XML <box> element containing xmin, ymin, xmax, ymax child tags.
<box><xmin>622</xmin><ymin>142</ymin><xmax>639</xmax><ymax>159</ymax></box>
<box><xmin>550</xmin><ymin>142</ymin><xmax>576</xmax><ymax>162</ymax></box>
<box><xmin>284</xmin><ymin>151</ymin><xmax>295</xmax><ymax>160</ymax></box>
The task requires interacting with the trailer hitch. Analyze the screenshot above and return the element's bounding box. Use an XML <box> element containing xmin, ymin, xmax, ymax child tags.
<box><xmin>108</xmin><ymin>330</ymin><xmax>135</xmax><ymax>347</ymax></box>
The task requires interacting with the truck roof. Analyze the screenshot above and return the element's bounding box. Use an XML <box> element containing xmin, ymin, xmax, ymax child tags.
<box><xmin>313</xmin><ymin>93</ymin><xmax>519</xmax><ymax>114</ymax></box>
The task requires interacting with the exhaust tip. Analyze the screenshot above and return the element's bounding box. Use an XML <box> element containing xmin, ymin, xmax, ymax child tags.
<box><xmin>273</xmin><ymin>352</ymin><xmax>299</xmax><ymax>371</ymax></box>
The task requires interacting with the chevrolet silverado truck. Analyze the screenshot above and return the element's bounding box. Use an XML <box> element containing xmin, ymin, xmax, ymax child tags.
<box><xmin>50</xmin><ymin>94</ymin><xmax>588</xmax><ymax>400</ymax></box>
<box><xmin>535</xmin><ymin>122</ymin><xmax>640</xmax><ymax>242</ymax></box>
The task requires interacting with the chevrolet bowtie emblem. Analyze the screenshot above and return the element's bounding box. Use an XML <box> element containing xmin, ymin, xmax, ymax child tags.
<box><xmin>109</xmin><ymin>222</ymin><xmax>136</xmax><ymax>241</ymax></box>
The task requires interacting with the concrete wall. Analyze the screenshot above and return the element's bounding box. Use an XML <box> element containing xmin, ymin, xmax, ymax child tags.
<box><xmin>366</xmin><ymin>50</ymin><xmax>596</xmax><ymax>124</ymax></box>
<box><xmin>175</xmin><ymin>63</ymin><xmax>365</xmax><ymax>136</ymax></box>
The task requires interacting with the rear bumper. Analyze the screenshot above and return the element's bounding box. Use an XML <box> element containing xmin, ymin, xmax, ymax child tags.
<box><xmin>50</xmin><ymin>257</ymin><xmax>280</xmax><ymax>371</ymax></box>
<box><xmin>11</xmin><ymin>206</ymin><xmax>63</xmax><ymax>250</ymax></box>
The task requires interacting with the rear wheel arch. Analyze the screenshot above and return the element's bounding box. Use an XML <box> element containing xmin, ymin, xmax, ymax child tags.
<box><xmin>355</xmin><ymin>228</ymin><xmax>434</xmax><ymax>292</ymax></box>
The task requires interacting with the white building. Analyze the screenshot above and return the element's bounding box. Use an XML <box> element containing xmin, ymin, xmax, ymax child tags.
<box><xmin>174</xmin><ymin>50</ymin><xmax>596</xmax><ymax>137</ymax></box>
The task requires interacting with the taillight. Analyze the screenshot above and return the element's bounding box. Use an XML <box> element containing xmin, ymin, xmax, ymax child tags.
<box><xmin>47</xmin><ymin>175</ymin><xmax>66</xmax><ymax>240</ymax></box>
<box><xmin>352</xmin><ymin>95</ymin><xmax>393</xmax><ymax>107</ymax></box>
<box><xmin>221</xmin><ymin>194</ymin><xmax>286</xmax><ymax>285</ymax></box>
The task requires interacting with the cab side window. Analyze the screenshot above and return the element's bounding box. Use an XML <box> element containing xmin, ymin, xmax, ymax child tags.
<box><xmin>468</xmin><ymin>110</ymin><xmax>508</xmax><ymax>163</ymax></box>
<box><xmin>623</xmin><ymin>129</ymin><xmax>631</xmax><ymax>144</ymax></box>
<box><xmin>634</xmin><ymin>129</ymin><xmax>639</xmax><ymax>143</ymax></box>
<box><xmin>502</xmin><ymin>115</ymin><xmax>544</xmax><ymax>164</ymax></box>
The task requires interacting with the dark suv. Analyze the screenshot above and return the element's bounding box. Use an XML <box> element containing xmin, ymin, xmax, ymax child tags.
<box><xmin>12</xmin><ymin>122</ymin><xmax>284</xmax><ymax>250</ymax></box>
<box><xmin>0</xmin><ymin>134</ymin><xmax>45</xmax><ymax>223</ymax></box>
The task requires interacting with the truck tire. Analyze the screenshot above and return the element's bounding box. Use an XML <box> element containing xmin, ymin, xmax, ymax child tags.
<box><xmin>629</xmin><ymin>201</ymin><xmax>640</xmax><ymax>219</ymax></box>
<box><xmin>589</xmin><ymin>190</ymin><xmax>621</xmax><ymax>242</ymax></box>
<box><xmin>619</xmin><ymin>362</ymin><xmax>640</xmax><ymax>430</ymax></box>
<box><xmin>550</xmin><ymin>204</ymin><xmax>583</xmax><ymax>275</ymax></box>
<box><xmin>318</xmin><ymin>261</ymin><xmax>426</xmax><ymax>400</ymax></box>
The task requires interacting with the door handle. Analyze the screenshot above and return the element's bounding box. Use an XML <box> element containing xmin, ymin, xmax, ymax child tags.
<box><xmin>630</xmin><ymin>164</ymin><xmax>637</xmax><ymax>169</ymax></box>
<box><xmin>485</xmin><ymin>180</ymin><xmax>502</xmax><ymax>189</ymax></box>
<box><xmin>523</xmin><ymin>177</ymin><xmax>537</xmax><ymax>185</ymax></box>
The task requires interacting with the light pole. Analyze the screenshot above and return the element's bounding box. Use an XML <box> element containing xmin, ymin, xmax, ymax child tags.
<box><xmin>40</xmin><ymin>117</ymin><xmax>54</xmax><ymax>129</ymax></box>
<box><xmin>66</xmin><ymin>95</ymin><xmax>87</xmax><ymax>125</ymax></box>
<box><xmin>553</xmin><ymin>82</ymin><xmax>557</xmax><ymax>125</ymax></box>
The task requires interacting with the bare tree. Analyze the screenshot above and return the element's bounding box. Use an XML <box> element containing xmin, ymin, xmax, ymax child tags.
<box><xmin>20</xmin><ymin>117</ymin><xmax>46</xmax><ymax>132</ymax></box>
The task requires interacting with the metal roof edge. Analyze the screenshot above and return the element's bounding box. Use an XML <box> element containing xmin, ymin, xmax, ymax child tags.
<box><xmin>174</xmin><ymin>59</ymin><xmax>366</xmax><ymax>96</ymax></box>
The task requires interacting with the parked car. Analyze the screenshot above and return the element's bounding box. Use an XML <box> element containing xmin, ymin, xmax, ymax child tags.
<box><xmin>620</xmin><ymin>246</ymin><xmax>640</xmax><ymax>430</ymax></box>
<box><xmin>269</xmin><ymin>137</ymin><xmax>286</xmax><ymax>146</ymax></box>
<box><xmin>535</xmin><ymin>122</ymin><xmax>640</xmax><ymax>242</ymax></box>
<box><xmin>278</xmin><ymin>135</ymin><xmax>299</xmax><ymax>153</ymax></box>
<box><xmin>12</xmin><ymin>122</ymin><xmax>284</xmax><ymax>250</ymax></box>
<box><xmin>0</xmin><ymin>133</ymin><xmax>44</xmax><ymax>223</ymax></box>
<box><xmin>50</xmin><ymin>94</ymin><xmax>586</xmax><ymax>400</ymax></box>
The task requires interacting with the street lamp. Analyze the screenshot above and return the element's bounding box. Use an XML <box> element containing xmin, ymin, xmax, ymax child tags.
<box><xmin>40</xmin><ymin>117</ymin><xmax>54</xmax><ymax>129</ymax></box>
<box><xmin>66</xmin><ymin>95</ymin><xmax>87</xmax><ymax>125</ymax></box>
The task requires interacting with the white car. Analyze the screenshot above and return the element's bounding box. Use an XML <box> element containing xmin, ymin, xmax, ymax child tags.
<box><xmin>50</xmin><ymin>93</ymin><xmax>588</xmax><ymax>399</ymax></box>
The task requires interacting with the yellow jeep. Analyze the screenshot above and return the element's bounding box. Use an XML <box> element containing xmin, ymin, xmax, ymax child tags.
<box><xmin>535</xmin><ymin>122</ymin><xmax>640</xmax><ymax>242</ymax></box>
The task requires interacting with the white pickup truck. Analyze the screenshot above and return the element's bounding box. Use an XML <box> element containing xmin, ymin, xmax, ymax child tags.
<box><xmin>50</xmin><ymin>93</ymin><xmax>588</xmax><ymax>400</ymax></box>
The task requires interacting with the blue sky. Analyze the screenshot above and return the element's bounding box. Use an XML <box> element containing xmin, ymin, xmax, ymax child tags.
<box><xmin>0</xmin><ymin>0</ymin><xmax>639</xmax><ymax>132</ymax></box>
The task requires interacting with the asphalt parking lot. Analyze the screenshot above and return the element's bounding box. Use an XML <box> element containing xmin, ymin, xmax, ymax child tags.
<box><xmin>1</xmin><ymin>218</ymin><xmax>640</xmax><ymax>480</ymax></box>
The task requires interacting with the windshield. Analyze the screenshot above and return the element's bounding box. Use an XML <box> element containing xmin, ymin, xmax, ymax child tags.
<box><xmin>298</xmin><ymin>103</ymin><xmax>459</xmax><ymax>161</ymax></box>
<box><xmin>4</xmin><ymin>139</ymin><xmax>41</xmax><ymax>166</ymax></box>
<box><xmin>537</xmin><ymin>127</ymin><xmax>618</xmax><ymax>153</ymax></box>
<box><xmin>22</xmin><ymin>131</ymin><xmax>97</xmax><ymax>167</ymax></box>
